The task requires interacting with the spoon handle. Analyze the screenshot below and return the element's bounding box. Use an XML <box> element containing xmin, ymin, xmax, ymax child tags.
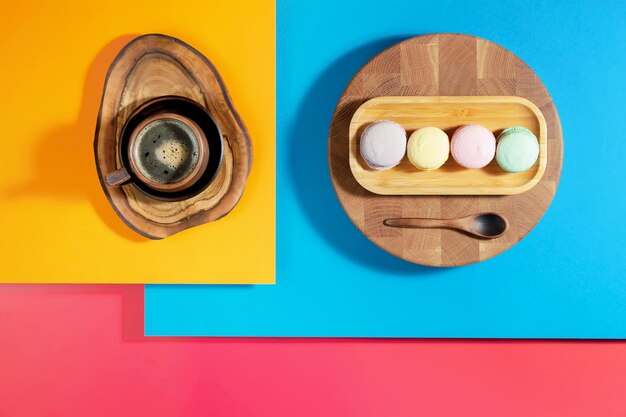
<box><xmin>384</xmin><ymin>218</ymin><xmax>457</xmax><ymax>229</ymax></box>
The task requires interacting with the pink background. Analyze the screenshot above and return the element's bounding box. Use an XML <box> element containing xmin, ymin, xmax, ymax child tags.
<box><xmin>1</xmin><ymin>286</ymin><xmax>625</xmax><ymax>416</ymax></box>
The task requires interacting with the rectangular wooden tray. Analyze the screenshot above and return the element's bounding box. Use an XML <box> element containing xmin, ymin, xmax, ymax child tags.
<box><xmin>349</xmin><ymin>96</ymin><xmax>547</xmax><ymax>195</ymax></box>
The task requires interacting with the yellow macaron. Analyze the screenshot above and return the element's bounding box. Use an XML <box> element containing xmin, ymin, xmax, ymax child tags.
<box><xmin>407</xmin><ymin>127</ymin><xmax>450</xmax><ymax>170</ymax></box>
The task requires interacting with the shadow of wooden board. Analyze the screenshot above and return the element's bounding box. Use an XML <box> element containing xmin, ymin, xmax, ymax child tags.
<box><xmin>95</xmin><ymin>34</ymin><xmax>253</xmax><ymax>239</ymax></box>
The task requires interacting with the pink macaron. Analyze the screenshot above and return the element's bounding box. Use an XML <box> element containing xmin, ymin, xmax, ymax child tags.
<box><xmin>450</xmin><ymin>124</ymin><xmax>496</xmax><ymax>169</ymax></box>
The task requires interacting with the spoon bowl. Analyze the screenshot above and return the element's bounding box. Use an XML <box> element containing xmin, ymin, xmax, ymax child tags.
<box><xmin>471</xmin><ymin>213</ymin><xmax>508</xmax><ymax>238</ymax></box>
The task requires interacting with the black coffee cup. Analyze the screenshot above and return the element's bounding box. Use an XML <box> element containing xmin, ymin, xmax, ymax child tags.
<box><xmin>105</xmin><ymin>96</ymin><xmax>223</xmax><ymax>201</ymax></box>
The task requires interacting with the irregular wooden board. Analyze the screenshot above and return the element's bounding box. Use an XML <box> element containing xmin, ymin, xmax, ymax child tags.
<box><xmin>328</xmin><ymin>34</ymin><xmax>563</xmax><ymax>267</ymax></box>
<box><xmin>349</xmin><ymin>96</ymin><xmax>547</xmax><ymax>195</ymax></box>
<box><xmin>95</xmin><ymin>34</ymin><xmax>252</xmax><ymax>239</ymax></box>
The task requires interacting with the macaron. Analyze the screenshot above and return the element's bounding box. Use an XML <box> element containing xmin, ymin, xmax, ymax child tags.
<box><xmin>359</xmin><ymin>120</ymin><xmax>407</xmax><ymax>170</ymax></box>
<box><xmin>407</xmin><ymin>127</ymin><xmax>450</xmax><ymax>170</ymax></box>
<box><xmin>450</xmin><ymin>124</ymin><xmax>496</xmax><ymax>169</ymax></box>
<box><xmin>496</xmin><ymin>126</ymin><xmax>540</xmax><ymax>173</ymax></box>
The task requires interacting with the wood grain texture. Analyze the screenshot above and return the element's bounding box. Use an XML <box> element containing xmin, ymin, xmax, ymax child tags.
<box><xmin>95</xmin><ymin>34</ymin><xmax>252</xmax><ymax>239</ymax></box>
<box><xmin>329</xmin><ymin>34</ymin><xmax>563</xmax><ymax>267</ymax></box>
<box><xmin>349</xmin><ymin>96</ymin><xmax>547</xmax><ymax>195</ymax></box>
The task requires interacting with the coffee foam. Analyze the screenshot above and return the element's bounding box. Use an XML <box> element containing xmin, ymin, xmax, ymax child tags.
<box><xmin>132</xmin><ymin>118</ymin><xmax>200</xmax><ymax>184</ymax></box>
<box><xmin>155</xmin><ymin>139</ymin><xmax>190</xmax><ymax>170</ymax></box>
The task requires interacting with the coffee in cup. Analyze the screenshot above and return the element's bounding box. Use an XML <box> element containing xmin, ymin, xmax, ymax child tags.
<box><xmin>105</xmin><ymin>96</ymin><xmax>223</xmax><ymax>201</ymax></box>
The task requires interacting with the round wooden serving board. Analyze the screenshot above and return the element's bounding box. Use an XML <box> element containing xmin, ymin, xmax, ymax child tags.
<box><xmin>328</xmin><ymin>34</ymin><xmax>563</xmax><ymax>266</ymax></box>
<box><xmin>95</xmin><ymin>34</ymin><xmax>252</xmax><ymax>239</ymax></box>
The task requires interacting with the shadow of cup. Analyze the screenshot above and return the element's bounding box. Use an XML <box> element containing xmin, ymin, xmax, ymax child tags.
<box><xmin>3</xmin><ymin>35</ymin><xmax>147</xmax><ymax>243</ymax></box>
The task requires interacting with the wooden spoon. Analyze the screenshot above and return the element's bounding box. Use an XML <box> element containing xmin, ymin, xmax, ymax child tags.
<box><xmin>383</xmin><ymin>213</ymin><xmax>508</xmax><ymax>239</ymax></box>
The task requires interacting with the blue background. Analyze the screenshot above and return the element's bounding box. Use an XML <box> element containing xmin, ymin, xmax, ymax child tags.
<box><xmin>145</xmin><ymin>0</ymin><xmax>626</xmax><ymax>337</ymax></box>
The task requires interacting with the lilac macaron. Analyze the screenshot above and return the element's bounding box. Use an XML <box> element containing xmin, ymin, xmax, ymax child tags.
<box><xmin>450</xmin><ymin>124</ymin><xmax>496</xmax><ymax>169</ymax></box>
<box><xmin>359</xmin><ymin>120</ymin><xmax>407</xmax><ymax>170</ymax></box>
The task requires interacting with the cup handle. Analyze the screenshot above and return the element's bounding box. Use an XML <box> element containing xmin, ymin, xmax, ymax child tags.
<box><xmin>105</xmin><ymin>168</ymin><xmax>131</xmax><ymax>187</ymax></box>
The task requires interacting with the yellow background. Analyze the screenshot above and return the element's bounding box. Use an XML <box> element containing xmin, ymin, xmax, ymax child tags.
<box><xmin>0</xmin><ymin>0</ymin><xmax>275</xmax><ymax>283</ymax></box>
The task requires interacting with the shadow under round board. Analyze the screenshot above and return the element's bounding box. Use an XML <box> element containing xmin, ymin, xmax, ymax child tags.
<box><xmin>328</xmin><ymin>33</ymin><xmax>563</xmax><ymax>267</ymax></box>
